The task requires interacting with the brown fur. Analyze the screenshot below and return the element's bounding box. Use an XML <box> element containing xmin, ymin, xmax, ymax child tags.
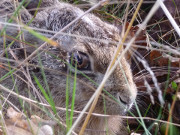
<box><xmin>0</xmin><ymin>0</ymin><xmax>137</xmax><ymax>134</ymax></box>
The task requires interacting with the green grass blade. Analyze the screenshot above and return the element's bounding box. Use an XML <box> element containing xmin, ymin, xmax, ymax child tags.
<box><xmin>66</xmin><ymin>70</ymin><xmax>70</xmax><ymax>132</ymax></box>
<box><xmin>69</xmin><ymin>63</ymin><xmax>77</xmax><ymax>128</ymax></box>
<box><xmin>33</xmin><ymin>74</ymin><xmax>56</xmax><ymax>114</ymax></box>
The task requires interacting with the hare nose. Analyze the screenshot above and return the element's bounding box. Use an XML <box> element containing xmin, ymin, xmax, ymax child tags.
<box><xmin>118</xmin><ymin>96</ymin><xmax>128</xmax><ymax>105</ymax></box>
<box><xmin>117</xmin><ymin>92</ymin><xmax>134</xmax><ymax>108</ymax></box>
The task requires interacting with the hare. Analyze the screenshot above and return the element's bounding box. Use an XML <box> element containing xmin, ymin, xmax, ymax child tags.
<box><xmin>0</xmin><ymin>0</ymin><xmax>137</xmax><ymax>134</ymax></box>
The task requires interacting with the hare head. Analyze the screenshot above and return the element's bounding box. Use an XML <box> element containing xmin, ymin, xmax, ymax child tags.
<box><xmin>30</xmin><ymin>1</ymin><xmax>137</xmax><ymax>114</ymax></box>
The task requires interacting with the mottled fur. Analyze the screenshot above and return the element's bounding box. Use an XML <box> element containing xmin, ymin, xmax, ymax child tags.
<box><xmin>0</xmin><ymin>0</ymin><xmax>137</xmax><ymax>134</ymax></box>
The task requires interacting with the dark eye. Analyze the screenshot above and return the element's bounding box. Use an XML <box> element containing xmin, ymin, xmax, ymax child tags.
<box><xmin>69</xmin><ymin>51</ymin><xmax>91</xmax><ymax>70</ymax></box>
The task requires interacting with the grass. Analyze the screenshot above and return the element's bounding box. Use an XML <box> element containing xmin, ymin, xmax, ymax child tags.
<box><xmin>0</xmin><ymin>0</ymin><xmax>180</xmax><ymax>135</ymax></box>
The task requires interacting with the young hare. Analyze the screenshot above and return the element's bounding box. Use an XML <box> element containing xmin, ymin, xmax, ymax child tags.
<box><xmin>0</xmin><ymin>0</ymin><xmax>137</xmax><ymax>134</ymax></box>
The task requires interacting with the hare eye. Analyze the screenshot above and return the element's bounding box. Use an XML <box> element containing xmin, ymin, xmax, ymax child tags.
<box><xmin>69</xmin><ymin>51</ymin><xmax>91</xmax><ymax>70</ymax></box>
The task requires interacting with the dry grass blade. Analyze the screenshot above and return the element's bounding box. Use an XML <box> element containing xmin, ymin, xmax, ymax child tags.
<box><xmin>78</xmin><ymin>0</ymin><xmax>144</xmax><ymax>134</ymax></box>
<box><xmin>158</xmin><ymin>0</ymin><xmax>180</xmax><ymax>37</ymax></box>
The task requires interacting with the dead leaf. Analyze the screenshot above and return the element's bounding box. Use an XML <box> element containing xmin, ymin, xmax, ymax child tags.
<box><xmin>0</xmin><ymin>107</ymin><xmax>53</xmax><ymax>135</ymax></box>
<box><xmin>150</xmin><ymin>50</ymin><xmax>179</xmax><ymax>67</ymax></box>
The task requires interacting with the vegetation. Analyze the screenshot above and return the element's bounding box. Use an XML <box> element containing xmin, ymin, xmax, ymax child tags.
<box><xmin>0</xmin><ymin>0</ymin><xmax>179</xmax><ymax>135</ymax></box>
